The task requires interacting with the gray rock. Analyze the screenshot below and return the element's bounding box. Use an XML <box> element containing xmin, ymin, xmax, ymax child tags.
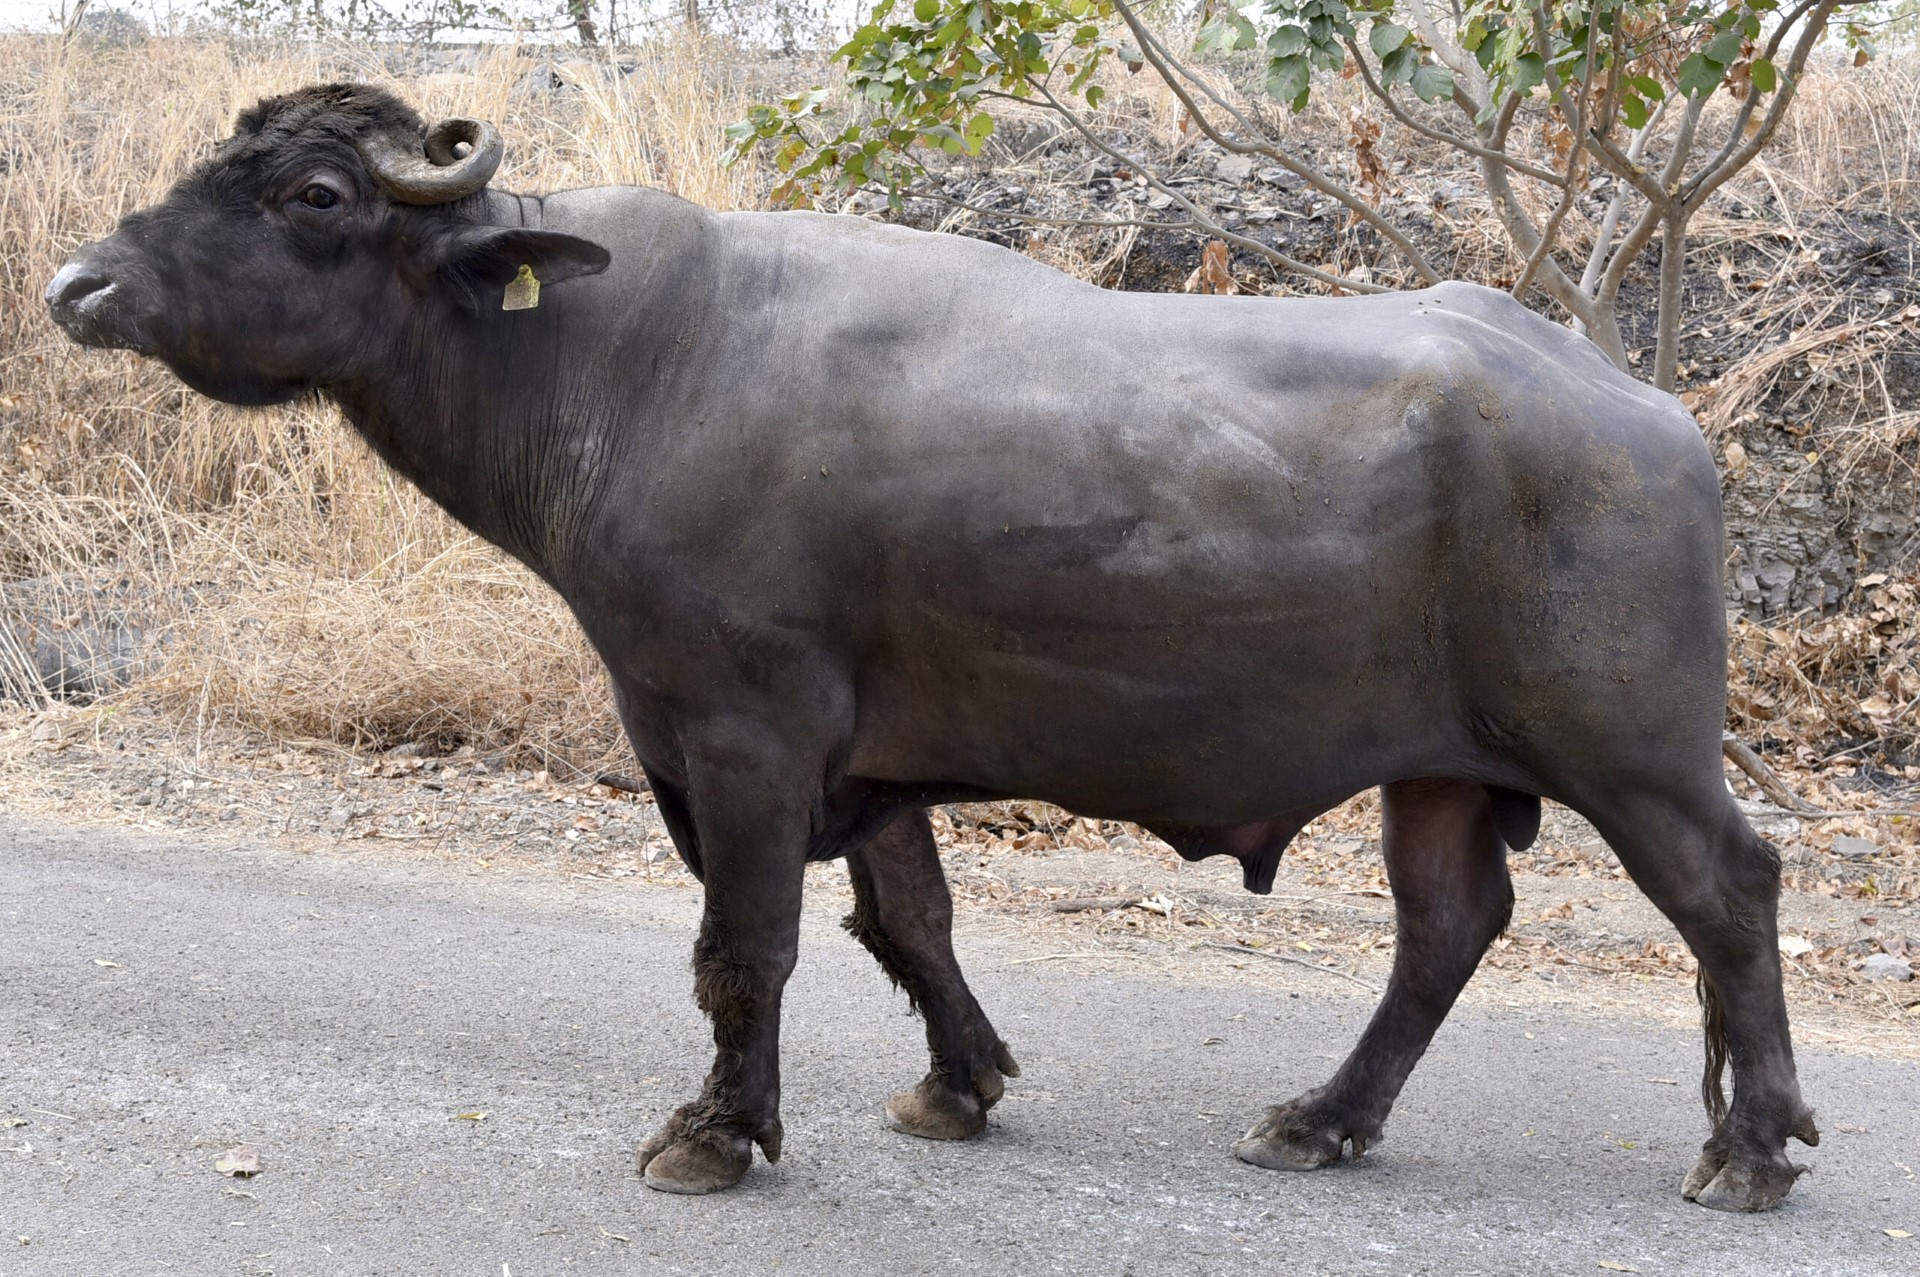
<box><xmin>1861</xmin><ymin>953</ymin><xmax>1913</xmax><ymax>982</ymax></box>
<box><xmin>1830</xmin><ymin>834</ymin><xmax>1879</xmax><ymax>859</ymax></box>
<box><xmin>1106</xmin><ymin>833</ymin><xmax>1140</xmax><ymax>852</ymax></box>
<box><xmin>2</xmin><ymin>576</ymin><xmax>151</xmax><ymax>703</ymax></box>
<box><xmin>510</xmin><ymin>64</ymin><xmax>572</xmax><ymax>99</ymax></box>
<box><xmin>1213</xmin><ymin>154</ymin><xmax>1254</xmax><ymax>185</ymax></box>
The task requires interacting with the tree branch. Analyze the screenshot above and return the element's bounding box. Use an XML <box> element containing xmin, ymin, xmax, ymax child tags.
<box><xmin>1026</xmin><ymin>77</ymin><xmax>1394</xmax><ymax>294</ymax></box>
<box><xmin>1682</xmin><ymin>0</ymin><xmax>1841</xmax><ymax>213</ymax></box>
<box><xmin>1509</xmin><ymin>3</ymin><xmax>1597</xmax><ymax>305</ymax></box>
<box><xmin>1343</xmin><ymin>36</ymin><xmax>1566</xmax><ymax>187</ymax></box>
<box><xmin>1458</xmin><ymin>90</ymin><xmax>1600</xmax><ymax>332</ymax></box>
<box><xmin>1406</xmin><ymin>0</ymin><xmax>1486</xmax><ymax>104</ymax></box>
<box><xmin>1578</xmin><ymin>101</ymin><xmax>1665</xmax><ymax>301</ymax></box>
<box><xmin>1112</xmin><ymin>0</ymin><xmax>1441</xmax><ymax>285</ymax></box>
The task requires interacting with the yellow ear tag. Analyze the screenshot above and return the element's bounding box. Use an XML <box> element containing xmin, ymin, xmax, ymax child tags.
<box><xmin>502</xmin><ymin>263</ymin><xmax>540</xmax><ymax>312</ymax></box>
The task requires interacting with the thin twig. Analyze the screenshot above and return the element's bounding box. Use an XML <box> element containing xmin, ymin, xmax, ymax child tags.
<box><xmin>1722</xmin><ymin>732</ymin><xmax>1823</xmax><ymax>813</ymax></box>
<box><xmin>1201</xmin><ymin>942</ymin><xmax>1379</xmax><ymax>992</ymax></box>
<box><xmin>1342</xmin><ymin>37</ymin><xmax>1564</xmax><ymax>187</ymax></box>
<box><xmin>1111</xmin><ymin>0</ymin><xmax>1438</xmax><ymax>285</ymax></box>
<box><xmin>889</xmin><ymin>187</ymin><xmax>1198</xmax><ymax>233</ymax></box>
<box><xmin>1004</xmin><ymin>951</ymin><xmax>1147</xmax><ymax>966</ymax></box>
<box><xmin>1049</xmin><ymin>894</ymin><xmax>1145</xmax><ymax>913</ymax></box>
<box><xmin>1022</xmin><ymin>78</ymin><xmax>1391</xmax><ymax>294</ymax></box>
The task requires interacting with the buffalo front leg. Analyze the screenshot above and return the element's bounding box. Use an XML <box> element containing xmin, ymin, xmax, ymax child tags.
<box><xmin>634</xmin><ymin>729</ymin><xmax>810</xmax><ymax>1195</ymax></box>
<box><xmin>1236</xmin><ymin>778</ymin><xmax>1512</xmax><ymax>1171</ymax></box>
<box><xmin>843</xmin><ymin>809</ymin><xmax>1019</xmax><ymax>1140</ymax></box>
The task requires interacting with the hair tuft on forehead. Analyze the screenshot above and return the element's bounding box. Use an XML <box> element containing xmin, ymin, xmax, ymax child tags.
<box><xmin>221</xmin><ymin>83</ymin><xmax>424</xmax><ymax>159</ymax></box>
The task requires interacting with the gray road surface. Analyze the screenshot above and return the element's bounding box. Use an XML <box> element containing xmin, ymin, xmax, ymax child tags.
<box><xmin>2</xmin><ymin>817</ymin><xmax>1916</xmax><ymax>1276</ymax></box>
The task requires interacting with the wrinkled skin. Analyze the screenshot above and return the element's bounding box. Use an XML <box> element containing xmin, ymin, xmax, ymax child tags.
<box><xmin>47</xmin><ymin>85</ymin><xmax>1815</xmax><ymax>1210</ymax></box>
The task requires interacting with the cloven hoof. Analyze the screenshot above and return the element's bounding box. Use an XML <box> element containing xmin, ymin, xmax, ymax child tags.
<box><xmin>1681</xmin><ymin>1149</ymin><xmax>1808</xmax><ymax>1213</ymax></box>
<box><xmin>884</xmin><ymin>1077</ymin><xmax>989</xmax><ymax>1141</ymax></box>
<box><xmin>635</xmin><ymin>1132</ymin><xmax>753</xmax><ymax>1195</ymax></box>
<box><xmin>1231</xmin><ymin>1130</ymin><xmax>1345</xmax><ymax>1172</ymax></box>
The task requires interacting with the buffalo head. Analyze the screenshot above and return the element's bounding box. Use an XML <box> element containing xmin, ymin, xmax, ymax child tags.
<box><xmin>45</xmin><ymin>83</ymin><xmax>609</xmax><ymax>405</ymax></box>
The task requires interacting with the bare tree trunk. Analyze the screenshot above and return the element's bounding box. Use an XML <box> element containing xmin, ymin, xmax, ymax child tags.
<box><xmin>684</xmin><ymin>0</ymin><xmax>699</xmax><ymax>32</ymax></box>
<box><xmin>569</xmin><ymin>0</ymin><xmax>599</xmax><ymax>44</ymax></box>
<box><xmin>1653</xmin><ymin>211</ymin><xmax>1688</xmax><ymax>393</ymax></box>
<box><xmin>1583</xmin><ymin>296</ymin><xmax>1630</xmax><ymax>373</ymax></box>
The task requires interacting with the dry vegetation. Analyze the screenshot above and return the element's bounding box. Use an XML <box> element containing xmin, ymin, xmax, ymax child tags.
<box><xmin>0</xmin><ymin>32</ymin><xmax>1916</xmax><ymax>909</ymax></box>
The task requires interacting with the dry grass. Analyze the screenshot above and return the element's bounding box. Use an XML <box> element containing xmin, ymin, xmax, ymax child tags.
<box><xmin>0</xmin><ymin>33</ymin><xmax>763</xmax><ymax>768</ymax></box>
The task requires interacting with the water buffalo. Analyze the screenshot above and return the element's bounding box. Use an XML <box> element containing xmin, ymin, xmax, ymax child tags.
<box><xmin>46</xmin><ymin>84</ymin><xmax>1816</xmax><ymax>1211</ymax></box>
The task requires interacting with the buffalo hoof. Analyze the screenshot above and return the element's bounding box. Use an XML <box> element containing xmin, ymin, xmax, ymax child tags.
<box><xmin>1682</xmin><ymin>1132</ymin><xmax>1812</xmax><ymax>1213</ymax></box>
<box><xmin>1233</xmin><ymin>1095</ymin><xmax>1377</xmax><ymax>1172</ymax></box>
<box><xmin>884</xmin><ymin>1041</ymin><xmax>1018</xmax><ymax>1141</ymax></box>
<box><xmin>886</xmin><ymin>1077</ymin><xmax>988</xmax><ymax>1140</ymax></box>
<box><xmin>635</xmin><ymin>1125</ymin><xmax>757</xmax><ymax>1195</ymax></box>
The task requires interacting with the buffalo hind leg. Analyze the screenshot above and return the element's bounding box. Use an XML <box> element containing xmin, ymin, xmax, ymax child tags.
<box><xmin>844</xmin><ymin>809</ymin><xmax>1019</xmax><ymax>1140</ymax></box>
<box><xmin>1236</xmin><ymin>778</ymin><xmax>1511</xmax><ymax>1171</ymax></box>
<box><xmin>1580</xmin><ymin>789</ymin><xmax>1816</xmax><ymax>1212</ymax></box>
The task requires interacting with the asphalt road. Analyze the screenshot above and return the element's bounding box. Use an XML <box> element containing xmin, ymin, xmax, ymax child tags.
<box><xmin>2</xmin><ymin>817</ymin><xmax>1915</xmax><ymax>1277</ymax></box>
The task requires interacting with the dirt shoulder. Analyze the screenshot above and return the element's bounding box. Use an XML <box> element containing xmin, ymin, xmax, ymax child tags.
<box><xmin>3</xmin><ymin>704</ymin><xmax>1916</xmax><ymax>1060</ymax></box>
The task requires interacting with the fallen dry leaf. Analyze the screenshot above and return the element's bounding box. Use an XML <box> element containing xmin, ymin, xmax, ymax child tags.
<box><xmin>454</xmin><ymin>1111</ymin><xmax>489</xmax><ymax>1121</ymax></box>
<box><xmin>1887</xmin><ymin>1229</ymin><xmax>1912</xmax><ymax>1239</ymax></box>
<box><xmin>1597</xmin><ymin>1263</ymin><xmax>1638</xmax><ymax>1273</ymax></box>
<box><xmin>91</xmin><ymin>958</ymin><xmax>122</xmax><ymax>968</ymax></box>
<box><xmin>215</xmin><ymin>1144</ymin><xmax>260</xmax><ymax>1177</ymax></box>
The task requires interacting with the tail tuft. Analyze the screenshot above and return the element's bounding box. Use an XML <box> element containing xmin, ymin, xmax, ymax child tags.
<box><xmin>1697</xmin><ymin>967</ymin><xmax>1730</xmax><ymax>1129</ymax></box>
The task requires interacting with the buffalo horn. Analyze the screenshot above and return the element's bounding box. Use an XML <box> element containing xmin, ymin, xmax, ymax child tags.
<box><xmin>357</xmin><ymin>116</ymin><xmax>503</xmax><ymax>205</ymax></box>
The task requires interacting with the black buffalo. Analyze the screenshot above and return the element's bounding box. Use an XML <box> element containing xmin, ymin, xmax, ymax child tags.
<box><xmin>46</xmin><ymin>84</ymin><xmax>1817</xmax><ymax>1210</ymax></box>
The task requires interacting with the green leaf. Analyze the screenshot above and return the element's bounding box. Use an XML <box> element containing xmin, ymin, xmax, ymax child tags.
<box><xmin>965</xmin><ymin>111</ymin><xmax>995</xmax><ymax>143</ymax></box>
<box><xmin>1626</xmin><ymin>74</ymin><xmax>1664</xmax><ymax>102</ymax></box>
<box><xmin>913</xmin><ymin>0</ymin><xmax>937</xmax><ymax>21</ymax></box>
<box><xmin>1704</xmin><ymin>29</ymin><xmax>1743</xmax><ymax>65</ymax></box>
<box><xmin>1380</xmin><ymin>43</ymin><xmax>1417</xmax><ymax>85</ymax></box>
<box><xmin>1195</xmin><ymin>16</ymin><xmax>1242</xmax><ymax>54</ymax></box>
<box><xmin>1620</xmin><ymin>91</ymin><xmax>1648</xmax><ymax>129</ymax></box>
<box><xmin>1748</xmin><ymin>56</ymin><xmax>1776</xmax><ymax>94</ymax></box>
<box><xmin>1677</xmin><ymin>52</ymin><xmax>1725</xmax><ymax>99</ymax></box>
<box><xmin>1410</xmin><ymin>61</ymin><xmax>1454</xmax><ymax>104</ymax></box>
<box><xmin>1264</xmin><ymin>53</ymin><xmax>1311</xmax><ymax>108</ymax></box>
<box><xmin>1267</xmin><ymin>23</ymin><xmax>1307</xmax><ymax>58</ymax></box>
<box><xmin>1511</xmin><ymin>51</ymin><xmax>1545</xmax><ymax>98</ymax></box>
<box><xmin>1368</xmin><ymin>20</ymin><xmax>1408</xmax><ymax>58</ymax></box>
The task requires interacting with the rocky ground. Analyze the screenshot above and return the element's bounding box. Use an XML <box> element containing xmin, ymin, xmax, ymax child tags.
<box><xmin>3</xmin><ymin>704</ymin><xmax>1914</xmax><ymax>1058</ymax></box>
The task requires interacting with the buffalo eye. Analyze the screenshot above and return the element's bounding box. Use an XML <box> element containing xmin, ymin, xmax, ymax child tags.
<box><xmin>297</xmin><ymin>184</ymin><xmax>340</xmax><ymax>211</ymax></box>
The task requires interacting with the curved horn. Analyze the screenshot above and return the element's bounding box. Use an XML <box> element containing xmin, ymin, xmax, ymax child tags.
<box><xmin>357</xmin><ymin>116</ymin><xmax>503</xmax><ymax>205</ymax></box>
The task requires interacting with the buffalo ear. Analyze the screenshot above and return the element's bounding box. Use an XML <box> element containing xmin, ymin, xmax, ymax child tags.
<box><xmin>417</xmin><ymin>225</ymin><xmax>611</xmax><ymax>312</ymax></box>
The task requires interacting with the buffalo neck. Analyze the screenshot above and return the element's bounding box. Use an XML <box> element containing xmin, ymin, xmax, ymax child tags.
<box><xmin>329</xmin><ymin>188</ymin><xmax>710</xmax><ymax>589</ymax></box>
